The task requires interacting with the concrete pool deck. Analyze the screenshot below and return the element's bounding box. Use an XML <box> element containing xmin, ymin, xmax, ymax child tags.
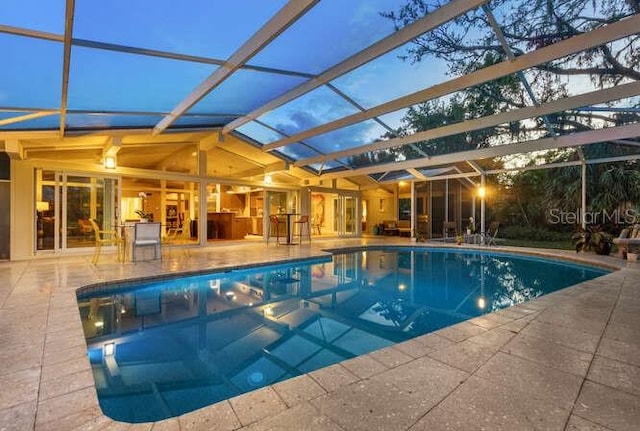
<box><xmin>1</xmin><ymin>237</ymin><xmax>639</xmax><ymax>430</ymax></box>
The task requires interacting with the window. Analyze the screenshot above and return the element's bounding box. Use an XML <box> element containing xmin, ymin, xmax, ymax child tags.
<box><xmin>398</xmin><ymin>198</ymin><xmax>410</xmax><ymax>220</ymax></box>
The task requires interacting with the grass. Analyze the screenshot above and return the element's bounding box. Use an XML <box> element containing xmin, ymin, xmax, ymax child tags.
<box><xmin>499</xmin><ymin>239</ymin><xmax>574</xmax><ymax>250</ymax></box>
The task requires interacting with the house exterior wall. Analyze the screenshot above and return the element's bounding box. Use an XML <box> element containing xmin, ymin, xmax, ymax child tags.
<box><xmin>11</xmin><ymin>160</ymin><xmax>36</xmax><ymax>260</ymax></box>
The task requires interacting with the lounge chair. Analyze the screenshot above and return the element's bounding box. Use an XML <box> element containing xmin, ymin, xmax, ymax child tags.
<box><xmin>442</xmin><ymin>221</ymin><xmax>457</xmax><ymax>242</ymax></box>
<box><xmin>382</xmin><ymin>220</ymin><xmax>400</xmax><ymax>236</ymax></box>
<box><xmin>613</xmin><ymin>224</ymin><xmax>640</xmax><ymax>256</ymax></box>
<box><xmin>480</xmin><ymin>221</ymin><xmax>500</xmax><ymax>246</ymax></box>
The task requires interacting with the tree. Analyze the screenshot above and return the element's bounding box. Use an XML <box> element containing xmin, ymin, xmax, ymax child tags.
<box><xmin>382</xmin><ymin>0</ymin><xmax>639</xmax><ymax>83</ymax></box>
<box><xmin>373</xmin><ymin>0</ymin><xmax>640</xmax><ymax>231</ymax></box>
<box><xmin>379</xmin><ymin>0</ymin><xmax>638</xmax><ymax>138</ymax></box>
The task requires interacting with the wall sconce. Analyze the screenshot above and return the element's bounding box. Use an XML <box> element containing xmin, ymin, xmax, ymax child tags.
<box><xmin>477</xmin><ymin>186</ymin><xmax>486</xmax><ymax>198</ymax></box>
<box><xmin>104</xmin><ymin>156</ymin><xmax>117</xmax><ymax>169</ymax></box>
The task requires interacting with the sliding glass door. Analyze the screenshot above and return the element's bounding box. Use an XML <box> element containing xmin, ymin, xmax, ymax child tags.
<box><xmin>36</xmin><ymin>170</ymin><xmax>118</xmax><ymax>253</ymax></box>
<box><xmin>332</xmin><ymin>193</ymin><xmax>358</xmax><ymax>237</ymax></box>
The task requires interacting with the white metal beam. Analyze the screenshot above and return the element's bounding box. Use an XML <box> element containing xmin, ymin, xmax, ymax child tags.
<box><xmin>295</xmin><ymin>79</ymin><xmax>640</xmax><ymax>167</ymax></box>
<box><xmin>320</xmin><ymin>123</ymin><xmax>640</xmax><ymax>179</ymax></box>
<box><xmin>222</xmin><ymin>0</ymin><xmax>488</xmax><ymax>134</ymax></box>
<box><xmin>270</xmin><ymin>15</ymin><xmax>640</xmax><ymax>154</ymax></box>
<box><xmin>0</xmin><ymin>111</ymin><xmax>58</xmax><ymax>127</ymax></box>
<box><xmin>613</xmin><ymin>139</ymin><xmax>640</xmax><ymax>147</ymax></box>
<box><xmin>406</xmin><ymin>168</ymin><xmax>427</xmax><ymax>180</ymax></box>
<box><xmin>59</xmin><ymin>0</ymin><xmax>75</xmax><ymax>138</ymax></box>
<box><xmin>153</xmin><ymin>0</ymin><xmax>319</xmax><ymax>135</ymax></box>
<box><xmin>466</xmin><ymin>160</ymin><xmax>484</xmax><ymax>174</ymax></box>
<box><xmin>381</xmin><ymin>153</ymin><xmax>640</xmax><ymax>181</ymax></box>
<box><xmin>482</xmin><ymin>4</ymin><xmax>557</xmax><ymax>137</ymax></box>
<box><xmin>0</xmin><ymin>24</ymin><xmax>61</xmax><ymax>42</ymax></box>
<box><xmin>484</xmin><ymin>153</ymin><xmax>640</xmax><ymax>175</ymax></box>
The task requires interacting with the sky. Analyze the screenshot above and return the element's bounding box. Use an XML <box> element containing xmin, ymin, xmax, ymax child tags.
<box><xmin>1</xmin><ymin>0</ymin><xmax>634</xmax><ymax>169</ymax></box>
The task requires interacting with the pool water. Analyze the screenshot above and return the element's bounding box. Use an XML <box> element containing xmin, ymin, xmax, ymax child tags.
<box><xmin>77</xmin><ymin>248</ymin><xmax>608</xmax><ymax>423</ymax></box>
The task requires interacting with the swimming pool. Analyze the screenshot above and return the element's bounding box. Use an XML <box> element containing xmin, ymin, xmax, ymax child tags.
<box><xmin>77</xmin><ymin>247</ymin><xmax>609</xmax><ymax>423</ymax></box>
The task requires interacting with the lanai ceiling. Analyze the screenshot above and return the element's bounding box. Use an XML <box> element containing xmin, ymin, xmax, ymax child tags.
<box><xmin>1</xmin><ymin>0</ymin><xmax>639</xmax><ymax>187</ymax></box>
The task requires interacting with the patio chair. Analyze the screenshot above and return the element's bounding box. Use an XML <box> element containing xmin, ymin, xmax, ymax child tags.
<box><xmin>78</xmin><ymin>218</ymin><xmax>94</xmax><ymax>239</ymax></box>
<box><xmin>132</xmin><ymin>222</ymin><xmax>161</xmax><ymax>261</ymax></box>
<box><xmin>442</xmin><ymin>221</ymin><xmax>457</xmax><ymax>242</ymax></box>
<box><xmin>613</xmin><ymin>224</ymin><xmax>640</xmax><ymax>257</ymax></box>
<box><xmin>483</xmin><ymin>221</ymin><xmax>500</xmax><ymax>246</ymax></box>
<box><xmin>163</xmin><ymin>218</ymin><xmax>191</xmax><ymax>257</ymax></box>
<box><xmin>88</xmin><ymin>219</ymin><xmax>118</xmax><ymax>264</ymax></box>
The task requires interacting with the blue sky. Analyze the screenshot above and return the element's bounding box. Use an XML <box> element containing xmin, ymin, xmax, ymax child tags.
<box><xmin>0</xmin><ymin>0</ymin><xmax>450</xmax><ymax>141</ymax></box>
<box><xmin>1</xmin><ymin>0</ymin><xmax>630</xmax><ymax>168</ymax></box>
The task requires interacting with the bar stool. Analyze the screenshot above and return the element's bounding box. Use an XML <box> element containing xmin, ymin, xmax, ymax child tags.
<box><xmin>268</xmin><ymin>214</ymin><xmax>285</xmax><ymax>245</ymax></box>
<box><xmin>293</xmin><ymin>215</ymin><xmax>311</xmax><ymax>244</ymax></box>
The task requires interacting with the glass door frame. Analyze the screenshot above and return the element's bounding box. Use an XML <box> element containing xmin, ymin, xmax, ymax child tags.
<box><xmin>334</xmin><ymin>192</ymin><xmax>359</xmax><ymax>237</ymax></box>
<box><xmin>36</xmin><ymin>169</ymin><xmax>120</xmax><ymax>254</ymax></box>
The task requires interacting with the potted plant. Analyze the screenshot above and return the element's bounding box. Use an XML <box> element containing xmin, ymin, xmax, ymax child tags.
<box><xmin>136</xmin><ymin>192</ymin><xmax>153</xmax><ymax>222</ymax></box>
<box><xmin>134</xmin><ymin>209</ymin><xmax>153</xmax><ymax>222</ymax></box>
<box><xmin>466</xmin><ymin>217</ymin><xmax>475</xmax><ymax>235</ymax></box>
<box><xmin>572</xmin><ymin>225</ymin><xmax>613</xmax><ymax>255</ymax></box>
<box><xmin>456</xmin><ymin>234</ymin><xmax>464</xmax><ymax>245</ymax></box>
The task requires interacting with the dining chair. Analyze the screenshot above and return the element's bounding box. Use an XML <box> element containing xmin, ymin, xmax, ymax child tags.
<box><xmin>163</xmin><ymin>218</ymin><xmax>191</xmax><ymax>257</ymax></box>
<box><xmin>132</xmin><ymin>222</ymin><xmax>162</xmax><ymax>261</ymax></box>
<box><xmin>78</xmin><ymin>218</ymin><xmax>94</xmax><ymax>239</ymax></box>
<box><xmin>88</xmin><ymin>219</ymin><xmax>117</xmax><ymax>264</ymax></box>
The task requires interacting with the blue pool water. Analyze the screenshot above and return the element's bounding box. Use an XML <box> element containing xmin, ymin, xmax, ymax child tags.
<box><xmin>77</xmin><ymin>247</ymin><xmax>608</xmax><ymax>423</ymax></box>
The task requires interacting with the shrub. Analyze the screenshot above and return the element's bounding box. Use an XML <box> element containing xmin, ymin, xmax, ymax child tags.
<box><xmin>499</xmin><ymin>225</ymin><xmax>569</xmax><ymax>242</ymax></box>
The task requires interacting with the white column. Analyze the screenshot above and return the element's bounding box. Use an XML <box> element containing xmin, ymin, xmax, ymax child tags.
<box><xmin>581</xmin><ymin>161</ymin><xmax>587</xmax><ymax>230</ymax></box>
<box><xmin>198</xmin><ymin>150</ymin><xmax>208</xmax><ymax>246</ymax></box>
<box><xmin>480</xmin><ymin>175</ymin><xmax>486</xmax><ymax>244</ymax></box>
<box><xmin>410</xmin><ymin>181</ymin><xmax>416</xmax><ymax>237</ymax></box>
<box><xmin>445</xmin><ymin>179</ymin><xmax>449</xmax><ymax>222</ymax></box>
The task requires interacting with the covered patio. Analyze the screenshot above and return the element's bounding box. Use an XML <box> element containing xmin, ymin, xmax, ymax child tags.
<box><xmin>1</xmin><ymin>0</ymin><xmax>638</xmax><ymax>259</ymax></box>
